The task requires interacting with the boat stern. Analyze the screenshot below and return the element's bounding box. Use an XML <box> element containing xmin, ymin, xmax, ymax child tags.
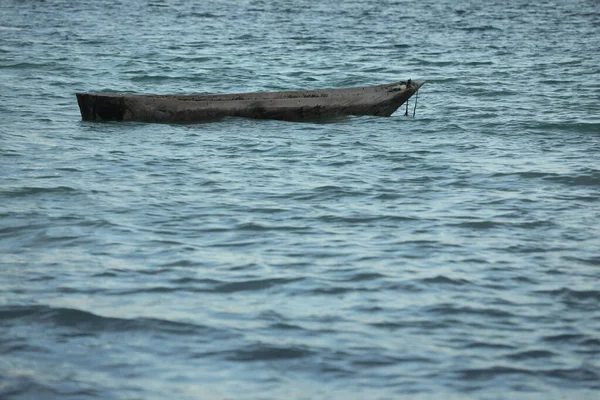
<box><xmin>76</xmin><ymin>93</ymin><xmax>129</xmax><ymax>122</ymax></box>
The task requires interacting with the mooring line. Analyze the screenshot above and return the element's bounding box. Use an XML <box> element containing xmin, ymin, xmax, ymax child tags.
<box><xmin>412</xmin><ymin>87</ymin><xmax>419</xmax><ymax>117</ymax></box>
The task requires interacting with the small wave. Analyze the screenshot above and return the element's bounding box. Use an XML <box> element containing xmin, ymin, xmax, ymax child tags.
<box><xmin>27</xmin><ymin>275</ymin><xmax>55</xmax><ymax>282</ymax></box>
<box><xmin>269</xmin><ymin>322</ymin><xmax>304</xmax><ymax>331</ymax></box>
<box><xmin>289</xmin><ymin>185</ymin><xmax>365</xmax><ymax>201</ymax></box>
<box><xmin>461</xmin><ymin>363</ymin><xmax>600</xmax><ymax>383</ymax></box>
<box><xmin>166</xmin><ymin>56</ymin><xmax>214</xmax><ymax>63</ymax></box>
<box><xmin>411</xmin><ymin>58</ymin><xmax>456</xmax><ymax>67</ymax></box>
<box><xmin>181</xmin><ymin>12</ymin><xmax>221</xmax><ymax>19</ymax></box>
<box><xmin>318</xmin><ymin>214</ymin><xmax>415</xmax><ymax>224</ymax></box>
<box><xmin>530</xmin><ymin>121</ymin><xmax>600</xmax><ymax>134</ymax></box>
<box><xmin>225</xmin><ymin>344</ymin><xmax>313</xmax><ymax>361</ymax></box>
<box><xmin>309</xmin><ymin>286</ymin><xmax>370</xmax><ymax>295</ymax></box>
<box><xmin>169</xmin><ymin>277</ymin><xmax>221</xmax><ymax>285</ymax></box>
<box><xmin>537</xmin><ymin>287</ymin><xmax>600</xmax><ymax>301</ymax></box>
<box><xmin>1</xmin><ymin>61</ymin><xmax>57</xmax><ymax>70</ymax></box>
<box><xmin>91</xmin><ymin>271</ymin><xmax>119</xmax><ymax>278</ymax></box>
<box><xmin>544</xmin><ymin>170</ymin><xmax>600</xmax><ymax>187</ymax></box>
<box><xmin>0</xmin><ymin>305</ymin><xmax>214</xmax><ymax>336</ymax></box>
<box><xmin>160</xmin><ymin>259</ymin><xmax>200</xmax><ymax>268</ymax></box>
<box><xmin>451</xmin><ymin>220</ymin><xmax>499</xmax><ymax>229</ymax></box>
<box><xmin>428</xmin><ymin>305</ymin><xmax>515</xmax><ymax>319</ymax></box>
<box><xmin>128</xmin><ymin>74</ymin><xmax>190</xmax><ymax>82</ymax></box>
<box><xmin>536</xmin><ymin>288</ymin><xmax>600</xmax><ymax>312</ymax></box>
<box><xmin>136</xmin><ymin>267</ymin><xmax>177</xmax><ymax>275</ymax></box>
<box><xmin>463</xmin><ymin>341</ymin><xmax>516</xmax><ymax>350</ymax></box>
<box><xmin>541</xmin><ymin>333</ymin><xmax>587</xmax><ymax>343</ymax></box>
<box><xmin>504</xmin><ymin>349</ymin><xmax>556</xmax><ymax>360</ymax></box>
<box><xmin>0</xmin><ymin>185</ymin><xmax>79</xmax><ymax>198</ymax></box>
<box><xmin>459</xmin><ymin>25</ymin><xmax>502</xmax><ymax>32</ymax></box>
<box><xmin>542</xmin><ymin>367</ymin><xmax>600</xmax><ymax>382</ymax></box>
<box><xmin>351</xmin><ymin>355</ymin><xmax>433</xmax><ymax>367</ymax></box>
<box><xmin>216</xmin><ymin>277</ymin><xmax>302</xmax><ymax>293</ymax></box>
<box><xmin>562</xmin><ymin>255</ymin><xmax>600</xmax><ymax>266</ymax></box>
<box><xmin>0</xmin><ymin>341</ymin><xmax>49</xmax><ymax>355</ymax></box>
<box><xmin>0</xmin><ymin>378</ymin><xmax>62</xmax><ymax>400</ymax></box>
<box><xmin>342</xmin><ymin>272</ymin><xmax>386</xmax><ymax>282</ymax></box>
<box><xmin>235</xmin><ymin>222</ymin><xmax>307</xmax><ymax>232</ymax></box>
<box><xmin>421</xmin><ymin>275</ymin><xmax>472</xmax><ymax>286</ymax></box>
<box><xmin>458</xmin><ymin>365</ymin><xmax>535</xmax><ymax>380</ymax></box>
<box><xmin>113</xmin><ymin>286</ymin><xmax>199</xmax><ymax>295</ymax></box>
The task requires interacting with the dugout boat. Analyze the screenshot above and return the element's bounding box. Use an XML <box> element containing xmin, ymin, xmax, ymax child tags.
<box><xmin>76</xmin><ymin>80</ymin><xmax>423</xmax><ymax>123</ymax></box>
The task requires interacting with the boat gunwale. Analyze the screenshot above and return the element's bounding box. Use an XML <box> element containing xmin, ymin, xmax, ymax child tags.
<box><xmin>76</xmin><ymin>81</ymin><xmax>423</xmax><ymax>103</ymax></box>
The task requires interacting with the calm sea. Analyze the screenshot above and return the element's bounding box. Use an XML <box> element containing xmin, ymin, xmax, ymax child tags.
<box><xmin>1</xmin><ymin>0</ymin><xmax>599</xmax><ymax>399</ymax></box>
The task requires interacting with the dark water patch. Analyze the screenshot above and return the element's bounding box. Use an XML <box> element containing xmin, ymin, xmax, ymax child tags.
<box><xmin>160</xmin><ymin>259</ymin><xmax>201</xmax><ymax>268</ymax></box>
<box><xmin>0</xmin><ymin>340</ymin><xmax>50</xmax><ymax>355</ymax></box>
<box><xmin>421</xmin><ymin>275</ymin><xmax>472</xmax><ymax>286</ymax></box>
<box><xmin>136</xmin><ymin>267</ymin><xmax>178</xmax><ymax>275</ymax></box>
<box><xmin>351</xmin><ymin>355</ymin><xmax>433</xmax><ymax>367</ymax></box>
<box><xmin>460</xmin><ymin>60</ymin><xmax>495</xmax><ymax>66</ymax></box>
<box><xmin>269</xmin><ymin>322</ymin><xmax>304</xmax><ymax>331</ymax></box>
<box><xmin>535</xmin><ymin>288</ymin><xmax>600</xmax><ymax>311</ymax></box>
<box><xmin>511</xmin><ymin>276</ymin><xmax>537</xmax><ymax>284</ymax></box>
<box><xmin>459</xmin><ymin>25</ymin><xmax>501</xmax><ymax>32</ymax></box>
<box><xmin>309</xmin><ymin>286</ymin><xmax>371</xmax><ymax>295</ymax></box>
<box><xmin>183</xmin><ymin>12</ymin><xmax>221</xmax><ymax>19</ymax></box>
<box><xmin>225</xmin><ymin>344</ymin><xmax>313</xmax><ymax>362</ymax></box>
<box><xmin>57</xmin><ymin>286</ymin><xmax>105</xmax><ymax>295</ymax></box>
<box><xmin>562</xmin><ymin>255</ymin><xmax>600</xmax><ymax>266</ymax></box>
<box><xmin>458</xmin><ymin>366</ymin><xmax>536</xmax><ymax>382</ymax></box>
<box><xmin>543</xmin><ymin>367</ymin><xmax>600</xmax><ymax>382</ymax></box>
<box><xmin>169</xmin><ymin>277</ymin><xmax>222</xmax><ymax>285</ymax></box>
<box><xmin>369</xmin><ymin>319</ymin><xmax>451</xmax><ymax>332</ymax></box>
<box><xmin>0</xmin><ymin>379</ymin><xmax>72</xmax><ymax>400</ymax></box>
<box><xmin>0</xmin><ymin>61</ymin><xmax>59</xmax><ymax>70</ymax></box>
<box><xmin>113</xmin><ymin>286</ymin><xmax>208</xmax><ymax>295</ymax></box>
<box><xmin>211</xmin><ymin>240</ymin><xmax>265</xmax><ymax>248</ymax></box>
<box><xmin>581</xmin><ymin>338</ymin><xmax>600</xmax><ymax>349</ymax></box>
<box><xmin>543</xmin><ymin>170</ymin><xmax>600</xmax><ymax>187</ymax></box>
<box><xmin>165</xmin><ymin>55</ymin><xmax>215</xmax><ymax>63</ymax></box>
<box><xmin>288</xmin><ymin>185</ymin><xmax>368</xmax><ymax>201</ymax></box>
<box><xmin>341</xmin><ymin>272</ymin><xmax>387</xmax><ymax>282</ymax></box>
<box><xmin>528</xmin><ymin>121</ymin><xmax>600</xmax><ymax>134</ymax></box>
<box><xmin>0</xmin><ymin>185</ymin><xmax>79</xmax><ymax>198</ymax></box>
<box><xmin>428</xmin><ymin>305</ymin><xmax>516</xmax><ymax>319</ymax></box>
<box><xmin>541</xmin><ymin>333</ymin><xmax>588</xmax><ymax>344</ymax></box>
<box><xmin>450</xmin><ymin>219</ymin><xmax>499</xmax><ymax>229</ymax></box>
<box><xmin>216</xmin><ymin>277</ymin><xmax>302</xmax><ymax>293</ymax></box>
<box><xmin>0</xmin><ymin>305</ymin><xmax>218</xmax><ymax>337</ymax></box>
<box><xmin>504</xmin><ymin>349</ymin><xmax>557</xmax><ymax>360</ymax></box>
<box><xmin>462</xmin><ymin>341</ymin><xmax>516</xmax><ymax>350</ymax></box>
<box><xmin>28</xmin><ymin>275</ymin><xmax>55</xmax><ymax>282</ymax></box>
<box><xmin>536</xmin><ymin>288</ymin><xmax>600</xmax><ymax>302</ymax></box>
<box><xmin>91</xmin><ymin>270</ymin><xmax>119</xmax><ymax>277</ymax></box>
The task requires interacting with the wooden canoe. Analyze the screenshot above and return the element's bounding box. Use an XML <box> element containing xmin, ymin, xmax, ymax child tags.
<box><xmin>76</xmin><ymin>80</ymin><xmax>423</xmax><ymax>123</ymax></box>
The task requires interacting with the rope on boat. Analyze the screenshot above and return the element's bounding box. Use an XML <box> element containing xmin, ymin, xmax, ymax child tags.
<box><xmin>413</xmin><ymin>87</ymin><xmax>419</xmax><ymax>117</ymax></box>
<box><xmin>404</xmin><ymin>80</ymin><xmax>420</xmax><ymax>117</ymax></box>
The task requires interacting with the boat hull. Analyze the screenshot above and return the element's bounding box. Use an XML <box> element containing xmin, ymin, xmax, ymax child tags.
<box><xmin>76</xmin><ymin>81</ymin><xmax>423</xmax><ymax>123</ymax></box>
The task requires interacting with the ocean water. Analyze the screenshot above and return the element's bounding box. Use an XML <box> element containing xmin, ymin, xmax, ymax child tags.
<box><xmin>1</xmin><ymin>0</ymin><xmax>599</xmax><ymax>398</ymax></box>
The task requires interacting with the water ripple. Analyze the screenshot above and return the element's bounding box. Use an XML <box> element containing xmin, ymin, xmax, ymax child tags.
<box><xmin>2</xmin><ymin>0</ymin><xmax>600</xmax><ymax>398</ymax></box>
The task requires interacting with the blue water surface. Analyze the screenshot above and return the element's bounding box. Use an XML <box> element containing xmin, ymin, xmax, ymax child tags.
<box><xmin>1</xmin><ymin>0</ymin><xmax>599</xmax><ymax>399</ymax></box>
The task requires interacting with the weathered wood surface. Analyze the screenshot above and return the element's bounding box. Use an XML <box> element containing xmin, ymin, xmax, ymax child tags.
<box><xmin>76</xmin><ymin>81</ymin><xmax>423</xmax><ymax>123</ymax></box>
